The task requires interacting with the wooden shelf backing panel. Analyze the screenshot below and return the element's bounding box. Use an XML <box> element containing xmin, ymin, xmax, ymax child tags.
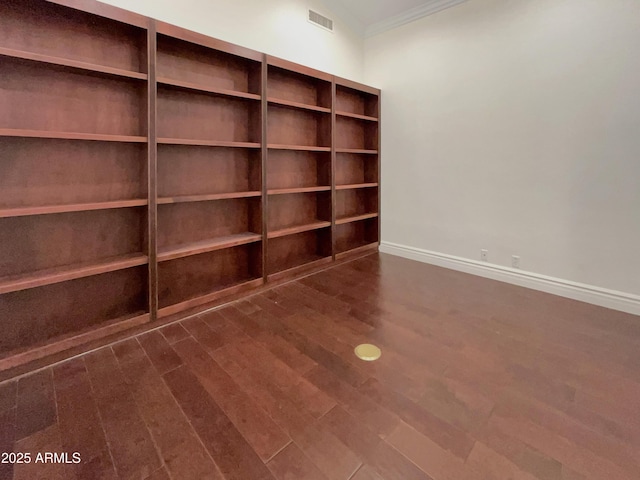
<box><xmin>267</xmin><ymin>191</ymin><xmax>331</xmax><ymax>233</ymax></box>
<box><xmin>157</xmin><ymin>33</ymin><xmax>261</xmax><ymax>97</ymax></box>
<box><xmin>336</xmin><ymin>152</ymin><xmax>379</xmax><ymax>186</ymax></box>
<box><xmin>336</xmin><ymin>84</ymin><xmax>379</xmax><ymax>118</ymax></box>
<box><xmin>0</xmin><ymin>0</ymin><xmax>146</xmax><ymax>74</ymax></box>
<box><xmin>157</xmin><ymin>77</ymin><xmax>260</xmax><ymax>100</ymax></box>
<box><xmin>267</xmin><ymin>150</ymin><xmax>331</xmax><ymax>190</ymax></box>
<box><xmin>0</xmin><ymin>47</ymin><xmax>147</xmax><ymax>80</ymax></box>
<box><xmin>158</xmin><ymin>198</ymin><xmax>261</xmax><ymax>252</ymax></box>
<box><xmin>268</xmin><ymin>221</ymin><xmax>331</xmax><ymax>239</ymax></box>
<box><xmin>0</xmin><ymin>208</ymin><xmax>146</xmax><ymax>279</ymax></box>
<box><xmin>336</xmin><ymin>212</ymin><xmax>379</xmax><ymax>225</ymax></box>
<box><xmin>157</xmin><ymin>87</ymin><xmax>261</xmax><ymax>143</ymax></box>
<box><xmin>267</xmin><ymin>106</ymin><xmax>331</xmax><ymax>149</ymax></box>
<box><xmin>267</xmin><ymin>65</ymin><xmax>331</xmax><ymax>110</ymax></box>
<box><xmin>0</xmin><ymin>138</ymin><xmax>147</xmax><ymax>210</ymax></box>
<box><xmin>335</xmin><ymin>218</ymin><xmax>379</xmax><ymax>253</ymax></box>
<box><xmin>0</xmin><ymin>266</ymin><xmax>148</xmax><ymax>356</ymax></box>
<box><xmin>158</xmin><ymin>145</ymin><xmax>261</xmax><ymax>198</ymax></box>
<box><xmin>0</xmin><ymin>61</ymin><xmax>146</xmax><ymax>137</ymax></box>
<box><xmin>0</xmin><ymin>253</ymin><xmax>148</xmax><ymax>295</ymax></box>
<box><xmin>159</xmin><ymin>243</ymin><xmax>262</xmax><ymax>309</ymax></box>
<box><xmin>335</xmin><ymin>116</ymin><xmax>379</xmax><ymax>151</ymax></box>
<box><xmin>336</xmin><ymin>188</ymin><xmax>379</xmax><ymax>222</ymax></box>
<box><xmin>158</xmin><ymin>232</ymin><xmax>262</xmax><ymax>262</ymax></box>
<box><xmin>267</xmin><ymin>229</ymin><xmax>332</xmax><ymax>275</ymax></box>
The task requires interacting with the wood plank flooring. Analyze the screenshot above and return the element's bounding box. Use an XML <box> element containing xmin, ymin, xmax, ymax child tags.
<box><xmin>0</xmin><ymin>252</ymin><xmax>639</xmax><ymax>480</ymax></box>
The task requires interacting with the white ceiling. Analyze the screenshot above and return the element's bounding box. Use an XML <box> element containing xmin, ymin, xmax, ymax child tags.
<box><xmin>320</xmin><ymin>0</ymin><xmax>469</xmax><ymax>37</ymax></box>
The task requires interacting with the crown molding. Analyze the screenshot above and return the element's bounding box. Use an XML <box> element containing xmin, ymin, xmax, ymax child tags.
<box><xmin>365</xmin><ymin>0</ymin><xmax>469</xmax><ymax>38</ymax></box>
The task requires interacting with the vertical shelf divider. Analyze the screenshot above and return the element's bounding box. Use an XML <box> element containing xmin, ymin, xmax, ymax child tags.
<box><xmin>147</xmin><ymin>21</ymin><xmax>159</xmax><ymax>320</ymax></box>
<box><xmin>331</xmin><ymin>79</ymin><xmax>337</xmax><ymax>260</ymax></box>
<box><xmin>377</xmin><ymin>92</ymin><xmax>382</xmax><ymax>244</ymax></box>
<box><xmin>261</xmin><ymin>55</ymin><xmax>269</xmax><ymax>283</ymax></box>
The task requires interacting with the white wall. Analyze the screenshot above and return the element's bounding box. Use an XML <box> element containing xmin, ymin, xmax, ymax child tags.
<box><xmin>365</xmin><ymin>0</ymin><xmax>640</xmax><ymax>298</ymax></box>
<box><xmin>98</xmin><ymin>0</ymin><xmax>364</xmax><ymax>81</ymax></box>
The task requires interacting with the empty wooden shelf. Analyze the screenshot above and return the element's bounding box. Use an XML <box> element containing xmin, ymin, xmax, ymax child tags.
<box><xmin>0</xmin><ymin>253</ymin><xmax>148</xmax><ymax>295</ymax></box>
<box><xmin>267</xmin><ymin>192</ymin><xmax>331</xmax><ymax>237</ymax></box>
<box><xmin>0</xmin><ymin>267</ymin><xmax>149</xmax><ymax>356</ymax></box>
<box><xmin>267</xmin><ymin>229</ymin><xmax>332</xmax><ymax>278</ymax></box>
<box><xmin>0</xmin><ymin>0</ymin><xmax>380</xmax><ymax>372</ymax></box>
<box><xmin>158</xmin><ymin>233</ymin><xmax>262</xmax><ymax>262</ymax></box>
<box><xmin>335</xmin><ymin>183</ymin><xmax>378</xmax><ymax>191</ymax></box>
<box><xmin>336</xmin><ymin>152</ymin><xmax>379</xmax><ymax>186</ymax></box>
<box><xmin>335</xmin><ymin>218</ymin><xmax>379</xmax><ymax>259</ymax></box>
<box><xmin>0</xmin><ymin>46</ymin><xmax>148</xmax><ymax>80</ymax></box>
<box><xmin>158</xmin><ymin>244</ymin><xmax>262</xmax><ymax>316</ymax></box>
<box><xmin>267</xmin><ymin>150</ymin><xmax>331</xmax><ymax>191</ymax></box>
<box><xmin>158</xmin><ymin>144</ymin><xmax>261</xmax><ymax>199</ymax></box>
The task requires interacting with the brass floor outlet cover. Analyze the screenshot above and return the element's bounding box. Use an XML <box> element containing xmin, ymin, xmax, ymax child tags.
<box><xmin>354</xmin><ymin>343</ymin><xmax>381</xmax><ymax>361</ymax></box>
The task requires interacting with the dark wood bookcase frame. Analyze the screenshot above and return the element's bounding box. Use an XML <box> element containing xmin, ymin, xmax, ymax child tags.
<box><xmin>0</xmin><ymin>0</ymin><xmax>380</xmax><ymax>372</ymax></box>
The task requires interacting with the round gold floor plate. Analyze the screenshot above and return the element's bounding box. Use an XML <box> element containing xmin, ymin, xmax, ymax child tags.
<box><xmin>354</xmin><ymin>343</ymin><xmax>382</xmax><ymax>361</ymax></box>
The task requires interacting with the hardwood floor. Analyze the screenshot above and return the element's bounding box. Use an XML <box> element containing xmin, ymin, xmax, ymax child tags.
<box><xmin>0</xmin><ymin>252</ymin><xmax>639</xmax><ymax>480</ymax></box>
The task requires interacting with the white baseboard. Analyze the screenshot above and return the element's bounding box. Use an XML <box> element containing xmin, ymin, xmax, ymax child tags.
<box><xmin>379</xmin><ymin>241</ymin><xmax>640</xmax><ymax>316</ymax></box>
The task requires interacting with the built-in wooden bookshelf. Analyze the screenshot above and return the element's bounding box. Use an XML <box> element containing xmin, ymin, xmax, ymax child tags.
<box><xmin>0</xmin><ymin>0</ymin><xmax>151</xmax><ymax>367</ymax></box>
<box><xmin>0</xmin><ymin>0</ymin><xmax>380</xmax><ymax>372</ymax></box>
<box><xmin>334</xmin><ymin>78</ymin><xmax>381</xmax><ymax>256</ymax></box>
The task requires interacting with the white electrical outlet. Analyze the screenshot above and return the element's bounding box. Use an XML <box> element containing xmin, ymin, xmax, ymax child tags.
<box><xmin>512</xmin><ymin>255</ymin><xmax>520</xmax><ymax>268</ymax></box>
<box><xmin>481</xmin><ymin>249</ymin><xmax>488</xmax><ymax>262</ymax></box>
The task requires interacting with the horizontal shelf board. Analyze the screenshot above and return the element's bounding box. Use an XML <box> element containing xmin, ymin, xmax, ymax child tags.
<box><xmin>0</xmin><ymin>46</ymin><xmax>148</xmax><ymax>80</ymax></box>
<box><xmin>0</xmin><ymin>199</ymin><xmax>148</xmax><ymax>218</ymax></box>
<box><xmin>335</xmin><ymin>242</ymin><xmax>379</xmax><ymax>260</ymax></box>
<box><xmin>267</xmin><ymin>186</ymin><xmax>330</xmax><ymax>195</ymax></box>
<box><xmin>335</xmin><ymin>183</ymin><xmax>378</xmax><ymax>191</ymax></box>
<box><xmin>158</xmin><ymin>191</ymin><xmax>261</xmax><ymax>205</ymax></box>
<box><xmin>267</xmin><ymin>97</ymin><xmax>331</xmax><ymax>113</ymax></box>
<box><xmin>158</xmin><ymin>233</ymin><xmax>262</xmax><ymax>262</ymax></box>
<box><xmin>335</xmin><ymin>148</ymin><xmax>378</xmax><ymax>155</ymax></box>
<box><xmin>267</xmin><ymin>220</ymin><xmax>331</xmax><ymax>239</ymax></box>
<box><xmin>158</xmin><ymin>277</ymin><xmax>263</xmax><ymax>319</ymax></box>
<box><xmin>336</xmin><ymin>110</ymin><xmax>379</xmax><ymax>122</ymax></box>
<box><xmin>335</xmin><ymin>212</ymin><xmax>379</xmax><ymax>225</ymax></box>
<box><xmin>267</xmin><ymin>144</ymin><xmax>331</xmax><ymax>152</ymax></box>
<box><xmin>0</xmin><ymin>253</ymin><xmax>149</xmax><ymax>295</ymax></box>
<box><xmin>158</xmin><ymin>138</ymin><xmax>261</xmax><ymax>148</ymax></box>
<box><xmin>0</xmin><ymin>129</ymin><xmax>147</xmax><ymax>143</ymax></box>
<box><xmin>158</xmin><ymin>77</ymin><xmax>261</xmax><ymax>101</ymax></box>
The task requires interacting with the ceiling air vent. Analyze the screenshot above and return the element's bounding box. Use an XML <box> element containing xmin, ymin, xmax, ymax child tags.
<box><xmin>308</xmin><ymin>9</ymin><xmax>333</xmax><ymax>32</ymax></box>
